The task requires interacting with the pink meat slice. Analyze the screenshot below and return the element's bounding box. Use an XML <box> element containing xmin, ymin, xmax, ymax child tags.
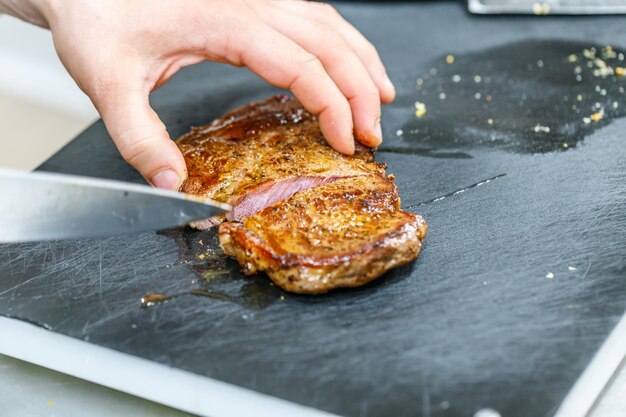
<box><xmin>228</xmin><ymin>176</ymin><xmax>343</xmax><ymax>222</ymax></box>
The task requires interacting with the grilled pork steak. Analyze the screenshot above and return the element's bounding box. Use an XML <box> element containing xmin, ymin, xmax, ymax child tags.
<box><xmin>176</xmin><ymin>95</ymin><xmax>427</xmax><ymax>293</ymax></box>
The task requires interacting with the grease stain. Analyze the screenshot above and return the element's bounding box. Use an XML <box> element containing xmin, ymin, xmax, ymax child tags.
<box><xmin>154</xmin><ymin>227</ymin><xmax>283</xmax><ymax>310</ymax></box>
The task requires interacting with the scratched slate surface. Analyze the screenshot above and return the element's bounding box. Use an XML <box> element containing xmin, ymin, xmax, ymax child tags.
<box><xmin>2</xmin><ymin>2</ymin><xmax>626</xmax><ymax>417</ymax></box>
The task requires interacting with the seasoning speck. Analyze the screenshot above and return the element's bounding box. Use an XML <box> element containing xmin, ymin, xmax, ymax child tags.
<box><xmin>474</xmin><ymin>75</ymin><xmax>482</xmax><ymax>83</ymax></box>
<box><xmin>439</xmin><ymin>92</ymin><xmax>447</xmax><ymax>100</ymax></box>
<box><xmin>487</xmin><ymin>118</ymin><xmax>494</xmax><ymax>125</ymax></box>
<box><xmin>568</xmin><ymin>266</ymin><xmax>577</xmax><ymax>271</ymax></box>
<box><xmin>414</xmin><ymin>101</ymin><xmax>427</xmax><ymax>118</ymax></box>
<box><xmin>568</xmin><ymin>54</ymin><xmax>578</xmax><ymax>63</ymax></box>
<box><xmin>590</xmin><ymin>110</ymin><xmax>604</xmax><ymax>122</ymax></box>
<box><xmin>532</xmin><ymin>2</ymin><xmax>550</xmax><ymax>15</ymax></box>
<box><xmin>475</xmin><ymin>92</ymin><xmax>482</xmax><ymax>100</ymax></box>
<box><xmin>452</xmin><ymin>74</ymin><xmax>461</xmax><ymax>83</ymax></box>
<box><xmin>546</xmin><ymin>272</ymin><xmax>554</xmax><ymax>279</ymax></box>
<box><xmin>445</xmin><ymin>54</ymin><xmax>455</xmax><ymax>64</ymax></box>
<box><xmin>533</xmin><ymin>124</ymin><xmax>550</xmax><ymax>133</ymax></box>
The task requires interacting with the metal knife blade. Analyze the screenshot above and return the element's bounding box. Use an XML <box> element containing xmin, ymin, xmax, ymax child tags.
<box><xmin>0</xmin><ymin>169</ymin><xmax>231</xmax><ymax>243</ymax></box>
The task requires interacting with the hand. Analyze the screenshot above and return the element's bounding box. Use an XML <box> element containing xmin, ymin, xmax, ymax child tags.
<box><xmin>3</xmin><ymin>0</ymin><xmax>395</xmax><ymax>190</ymax></box>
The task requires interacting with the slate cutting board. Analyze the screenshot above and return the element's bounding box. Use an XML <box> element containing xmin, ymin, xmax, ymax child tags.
<box><xmin>1</xmin><ymin>2</ymin><xmax>626</xmax><ymax>417</ymax></box>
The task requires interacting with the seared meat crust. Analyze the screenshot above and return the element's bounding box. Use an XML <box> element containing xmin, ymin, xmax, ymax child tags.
<box><xmin>176</xmin><ymin>95</ymin><xmax>427</xmax><ymax>293</ymax></box>
<box><xmin>219</xmin><ymin>176</ymin><xmax>427</xmax><ymax>293</ymax></box>
<box><xmin>177</xmin><ymin>95</ymin><xmax>384</xmax><ymax>205</ymax></box>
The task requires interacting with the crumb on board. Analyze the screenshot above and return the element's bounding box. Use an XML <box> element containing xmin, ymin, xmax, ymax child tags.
<box><xmin>414</xmin><ymin>101</ymin><xmax>426</xmax><ymax>118</ymax></box>
<box><xmin>590</xmin><ymin>110</ymin><xmax>604</xmax><ymax>122</ymax></box>
<box><xmin>532</xmin><ymin>2</ymin><xmax>550</xmax><ymax>15</ymax></box>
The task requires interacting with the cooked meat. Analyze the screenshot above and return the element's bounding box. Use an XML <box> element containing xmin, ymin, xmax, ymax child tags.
<box><xmin>176</xmin><ymin>95</ymin><xmax>427</xmax><ymax>293</ymax></box>
<box><xmin>219</xmin><ymin>175</ymin><xmax>427</xmax><ymax>293</ymax></box>
<box><xmin>177</xmin><ymin>95</ymin><xmax>384</xmax><ymax>225</ymax></box>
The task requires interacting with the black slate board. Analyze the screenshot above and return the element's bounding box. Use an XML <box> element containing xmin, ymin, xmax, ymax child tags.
<box><xmin>2</xmin><ymin>2</ymin><xmax>626</xmax><ymax>417</ymax></box>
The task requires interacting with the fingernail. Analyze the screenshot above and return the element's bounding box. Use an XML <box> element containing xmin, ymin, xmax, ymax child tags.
<box><xmin>151</xmin><ymin>169</ymin><xmax>180</xmax><ymax>190</ymax></box>
<box><xmin>374</xmin><ymin>119</ymin><xmax>383</xmax><ymax>142</ymax></box>
<box><xmin>383</xmin><ymin>74</ymin><xmax>395</xmax><ymax>93</ymax></box>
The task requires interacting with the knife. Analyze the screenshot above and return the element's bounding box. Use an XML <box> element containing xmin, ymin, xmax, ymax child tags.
<box><xmin>0</xmin><ymin>169</ymin><xmax>230</xmax><ymax>243</ymax></box>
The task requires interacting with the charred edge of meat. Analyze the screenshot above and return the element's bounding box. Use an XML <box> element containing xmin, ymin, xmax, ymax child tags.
<box><xmin>219</xmin><ymin>219</ymin><xmax>427</xmax><ymax>294</ymax></box>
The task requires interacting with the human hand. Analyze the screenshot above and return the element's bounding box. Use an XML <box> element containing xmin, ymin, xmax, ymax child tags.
<box><xmin>3</xmin><ymin>0</ymin><xmax>395</xmax><ymax>189</ymax></box>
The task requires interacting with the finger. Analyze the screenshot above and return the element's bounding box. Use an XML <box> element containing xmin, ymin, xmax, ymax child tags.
<box><xmin>93</xmin><ymin>85</ymin><xmax>187</xmax><ymax>190</ymax></box>
<box><xmin>260</xmin><ymin>5</ymin><xmax>382</xmax><ymax>147</ymax></box>
<box><xmin>218</xmin><ymin>22</ymin><xmax>355</xmax><ymax>154</ymax></box>
<box><xmin>272</xmin><ymin>0</ymin><xmax>396</xmax><ymax>104</ymax></box>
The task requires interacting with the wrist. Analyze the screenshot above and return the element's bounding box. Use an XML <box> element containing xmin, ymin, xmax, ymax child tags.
<box><xmin>0</xmin><ymin>0</ymin><xmax>54</xmax><ymax>28</ymax></box>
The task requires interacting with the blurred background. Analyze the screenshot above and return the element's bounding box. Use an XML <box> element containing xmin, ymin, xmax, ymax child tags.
<box><xmin>0</xmin><ymin>15</ymin><xmax>97</xmax><ymax>171</ymax></box>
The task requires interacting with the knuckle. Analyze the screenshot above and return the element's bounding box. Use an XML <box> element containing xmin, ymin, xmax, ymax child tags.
<box><xmin>116</xmin><ymin>128</ymin><xmax>164</xmax><ymax>166</ymax></box>
<box><xmin>317</xmin><ymin>2</ymin><xmax>340</xmax><ymax>18</ymax></box>
<box><xmin>296</xmin><ymin>49</ymin><xmax>324</xmax><ymax>74</ymax></box>
<box><xmin>364</xmin><ymin>85</ymin><xmax>381</xmax><ymax>100</ymax></box>
<box><xmin>360</xmin><ymin>41</ymin><xmax>380</xmax><ymax>63</ymax></box>
<box><xmin>320</xmin><ymin>28</ymin><xmax>347</xmax><ymax>52</ymax></box>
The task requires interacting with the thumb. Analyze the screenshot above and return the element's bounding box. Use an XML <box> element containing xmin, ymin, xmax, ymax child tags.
<box><xmin>95</xmin><ymin>89</ymin><xmax>187</xmax><ymax>190</ymax></box>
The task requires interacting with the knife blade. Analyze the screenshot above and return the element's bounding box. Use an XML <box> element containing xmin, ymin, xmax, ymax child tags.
<box><xmin>0</xmin><ymin>169</ymin><xmax>231</xmax><ymax>243</ymax></box>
